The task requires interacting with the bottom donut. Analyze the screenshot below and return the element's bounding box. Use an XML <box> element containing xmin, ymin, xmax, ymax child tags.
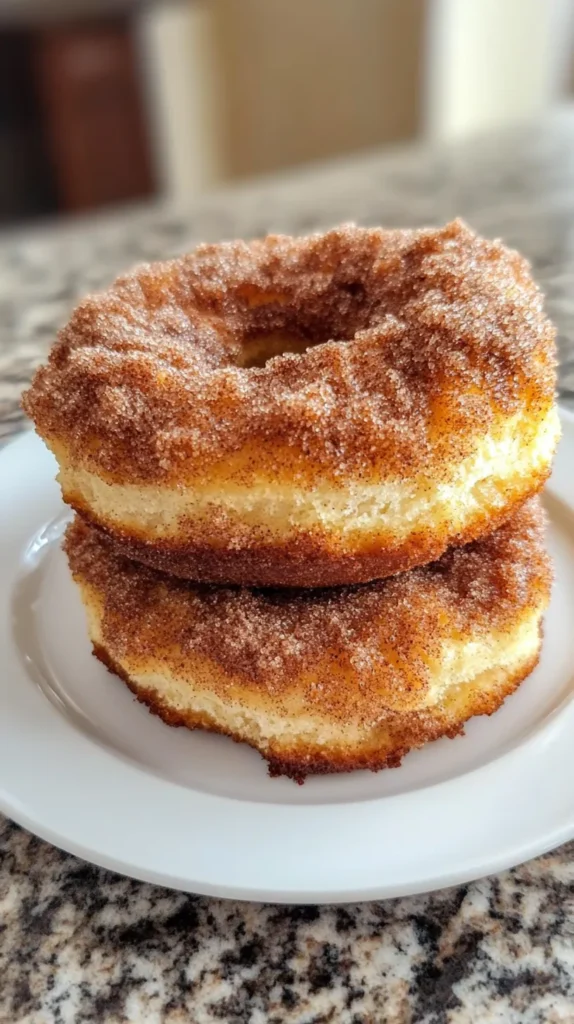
<box><xmin>64</xmin><ymin>500</ymin><xmax>551</xmax><ymax>782</ymax></box>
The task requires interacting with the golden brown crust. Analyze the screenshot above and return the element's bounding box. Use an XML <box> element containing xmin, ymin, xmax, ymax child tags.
<box><xmin>92</xmin><ymin>642</ymin><xmax>540</xmax><ymax>782</ymax></box>
<box><xmin>23</xmin><ymin>220</ymin><xmax>557</xmax><ymax>487</ymax></box>
<box><xmin>69</xmin><ymin>464</ymin><xmax>550</xmax><ymax>587</ymax></box>
<box><xmin>64</xmin><ymin>502</ymin><xmax>551</xmax><ymax>778</ymax></box>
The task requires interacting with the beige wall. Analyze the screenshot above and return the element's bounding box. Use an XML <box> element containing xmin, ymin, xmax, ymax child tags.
<box><xmin>427</xmin><ymin>0</ymin><xmax>567</xmax><ymax>140</ymax></box>
<box><xmin>212</xmin><ymin>0</ymin><xmax>425</xmax><ymax>179</ymax></box>
<box><xmin>138</xmin><ymin>0</ymin><xmax>224</xmax><ymax>200</ymax></box>
<box><xmin>139</xmin><ymin>0</ymin><xmax>571</xmax><ymax>201</ymax></box>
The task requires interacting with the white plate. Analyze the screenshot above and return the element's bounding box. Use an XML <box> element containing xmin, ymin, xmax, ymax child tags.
<box><xmin>1</xmin><ymin>414</ymin><xmax>574</xmax><ymax>903</ymax></box>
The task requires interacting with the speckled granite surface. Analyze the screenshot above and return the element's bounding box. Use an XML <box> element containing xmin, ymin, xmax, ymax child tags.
<box><xmin>2</xmin><ymin>111</ymin><xmax>574</xmax><ymax>1023</ymax></box>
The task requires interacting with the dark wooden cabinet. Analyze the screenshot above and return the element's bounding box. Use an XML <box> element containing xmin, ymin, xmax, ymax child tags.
<box><xmin>0</xmin><ymin>32</ymin><xmax>57</xmax><ymax>221</ymax></box>
<box><xmin>0</xmin><ymin>13</ymin><xmax>156</xmax><ymax>223</ymax></box>
<box><xmin>33</xmin><ymin>19</ymin><xmax>155</xmax><ymax>212</ymax></box>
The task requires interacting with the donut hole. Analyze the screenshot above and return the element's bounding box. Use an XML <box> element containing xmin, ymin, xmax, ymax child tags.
<box><xmin>235</xmin><ymin>276</ymin><xmax>368</xmax><ymax>368</ymax></box>
<box><xmin>240</xmin><ymin>332</ymin><xmax>327</xmax><ymax>368</ymax></box>
<box><xmin>341</xmin><ymin>280</ymin><xmax>365</xmax><ymax>300</ymax></box>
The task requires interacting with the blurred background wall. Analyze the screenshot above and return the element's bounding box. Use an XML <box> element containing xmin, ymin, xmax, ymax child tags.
<box><xmin>211</xmin><ymin>0</ymin><xmax>424</xmax><ymax>179</ymax></box>
<box><xmin>0</xmin><ymin>0</ymin><xmax>573</xmax><ymax>224</ymax></box>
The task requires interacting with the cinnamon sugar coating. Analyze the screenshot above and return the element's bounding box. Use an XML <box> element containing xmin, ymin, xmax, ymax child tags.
<box><xmin>77</xmin><ymin>471</ymin><xmax>550</xmax><ymax>588</ymax></box>
<box><xmin>24</xmin><ymin>220</ymin><xmax>557</xmax><ymax>486</ymax></box>
<box><xmin>64</xmin><ymin>499</ymin><xmax>551</xmax><ymax>780</ymax></box>
<box><xmin>64</xmin><ymin>500</ymin><xmax>550</xmax><ymax>692</ymax></box>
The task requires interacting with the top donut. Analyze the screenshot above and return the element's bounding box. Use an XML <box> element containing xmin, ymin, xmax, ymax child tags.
<box><xmin>23</xmin><ymin>220</ymin><xmax>559</xmax><ymax>587</ymax></box>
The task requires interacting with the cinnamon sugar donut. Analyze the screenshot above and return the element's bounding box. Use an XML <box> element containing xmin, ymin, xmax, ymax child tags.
<box><xmin>65</xmin><ymin>499</ymin><xmax>551</xmax><ymax>780</ymax></box>
<box><xmin>25</xmin><ymin>220</ymin><xmax>559</xmax><ymax>588</ymax></box>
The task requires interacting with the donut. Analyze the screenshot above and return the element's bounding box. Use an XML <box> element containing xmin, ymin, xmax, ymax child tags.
<box><xmin>26</xmin><ymin>220</ymin><xmax>559</xmax><ymax>588</ymax></box>
<box><xmin>64</xmin><ymin>499</ymin><xmax>551</xmax><ymax>780</ymax></box>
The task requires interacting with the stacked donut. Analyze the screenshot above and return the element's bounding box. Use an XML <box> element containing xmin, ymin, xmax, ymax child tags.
<box><xmin>23</xmin><ymin>220</ymin><xmax>559</xmax><ymax>780</ymax></box>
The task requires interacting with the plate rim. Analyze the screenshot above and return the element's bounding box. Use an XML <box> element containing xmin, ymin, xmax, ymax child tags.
<box><xmin>1</xmin><ymin>413</ymin><xmax>574</xmax><ymax>904</ymax></box>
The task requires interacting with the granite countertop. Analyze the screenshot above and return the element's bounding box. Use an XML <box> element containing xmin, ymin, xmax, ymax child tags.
<box><xmin>2</xmin><ymin>111</ymin><xmax>574</xmax><ymax>1024</ymax></box>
